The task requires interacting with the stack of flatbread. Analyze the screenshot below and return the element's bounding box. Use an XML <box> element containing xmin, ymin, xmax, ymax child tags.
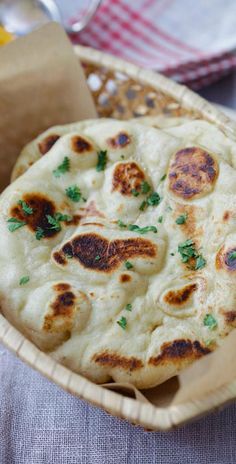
<box><xmin>1</xmin><ymin>115</ymin><xmax>236</xmax><ymax>389</ymax></box>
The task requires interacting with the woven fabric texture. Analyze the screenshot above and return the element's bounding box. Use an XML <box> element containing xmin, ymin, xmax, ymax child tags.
<box><xmin>0</xmin><ymin>343</ymin><xmax>236</xmax><ymax>464</ymax></box>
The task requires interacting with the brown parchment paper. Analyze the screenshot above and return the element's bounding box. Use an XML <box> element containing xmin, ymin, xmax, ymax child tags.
<box><xmin>0</xmin><ymin>22</ymin><xmax>97</xmax><ymax>190</ymax></box>
<box><xmin>1</xmin><ymin>22</ymin><xmax>236</xmax><ymax>414</ymax></box>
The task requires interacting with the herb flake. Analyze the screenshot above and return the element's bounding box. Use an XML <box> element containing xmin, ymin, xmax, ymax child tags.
<box><xmin>53</xmin><ymin>156</ymin><xmax>70</xmax><ymax>178</ymax></box>
<box><xmin>141</xmin><ymin>181</ymin><xmax>151</xmax><ymax>194</ymax></box>
<box><xmin>176</xmin><ymin>213</ymin><xmax>188</xmax><ymax>225</ymax></box>
<box><xmin>95</xmin><ymin>255</ymin><xmax>101</xmax><ymax>261</ymax></box>
<box><xmin>125</xmin><ymin>261</ymin><xmax>133</xmax><ymax>270</ymax></box>
<box><xmin>125</xmin><ymin>304</ymin><xmax>132</xmax><ymax>311</ymax></box>
<box><xmin>128</xmin><ymin>224</ymin><xmax>157</xmax><ymax>234</ymax></box>
<box><xmin>228</xmin><ymin>250</ymin><xmax>236</xmax><ymax>262</ymax></box>
<box><xmin>19</xmin><ymin>275</ymin><xmax>30</xmax><ymax>285</ymax></box>
<box><xmin>18</xmin><ymin>200</ymin><xmax>33</xmax><ymax>215</ymax></box>
<box><xmin>7</xmin><ymin>218</ymin><xmax>26</xmax><ymax>232</ymax></box>
<box><xmin>65</xmin><ymin>185</ymin><xmax>82</xmax><ymax>202</ymax></box>
<box><xmin>35</xmin><ymin>227</ymin><xmax>45</xmax><ymax>240</ymax></box>
<box><xmin>160</xmin><ymin>174</ymin><xmax>167</xmax><ymax>181</ymax></box>
<box><xmin>203</xmin><ymin>314</ymin><xmax>217</xmax><ymax>330</ymax></box>
<box><xmin>158</xmin><ymin>216</ymin><xmax>163</xmax><ymax>223</ymax></box>
<box><xmin>117</xmin><ymin>316</ymin><xmax>127</xmax><ymax>330</ymax></box>
<box><xmin>96</xmin><ymin>150</ymin><xmax>107</xmax><ymax>172</ymax></box>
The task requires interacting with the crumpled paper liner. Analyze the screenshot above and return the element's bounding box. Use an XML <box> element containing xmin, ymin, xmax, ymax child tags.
<box><xmin>1</xmin><ymin>22</ymin><xmax>236</xmax><ymax>411</ymax></box>
<box><xmin>0</xmin><ymin>22</ymin><xmax>96</xmax><ymax>190</ymax></box>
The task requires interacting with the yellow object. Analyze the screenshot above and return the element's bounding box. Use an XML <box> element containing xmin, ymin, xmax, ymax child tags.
<box><xmin>0</xmin><ymin>26</ymin><xmax>14</xmax><ymax>45</ymax></box>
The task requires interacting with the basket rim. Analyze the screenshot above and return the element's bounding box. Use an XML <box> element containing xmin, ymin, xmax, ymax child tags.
<box><xmin>1</xmin><ymin>44</ymin><xmax>236</xmax><ymax>431</ymax></box>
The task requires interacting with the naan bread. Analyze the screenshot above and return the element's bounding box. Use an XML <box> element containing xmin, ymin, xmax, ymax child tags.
<box><xmin>2</xmin><ymin>118</ymin><xmax>236</xmax><ymax>389</ymax></box>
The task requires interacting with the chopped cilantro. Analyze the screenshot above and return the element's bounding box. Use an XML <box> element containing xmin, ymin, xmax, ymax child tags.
<box><xmin>141</xmin><ymin>181</ymin><xmax>151</xmax><ymax>194</ymax></box>
<box><xmin>18</xmin><ymin>200</ymin><xmax>33</xmax><ymax>215</ymax></box>
<box><xmin>53</xmin><ymin>156</ymin><xmax>70</xmax><ymax>178</ymax></box>
<box><xmin>65</xmin><ymin>185</ymin><xmax>82</xmax><ymax>202</ymax></box>
<box><xmin>160</xmin><ymin>174</ymin><xmax>167</xmax><ymax>181</ymax></box>
<box><xmin>96</xmin><ymin>150</ymin><xmax>107</xmax><ymax>172</ymax></box>
<box><xmin>228</xmin><ymin>250</ymin><xmax>236</xmax><ymax>262</ymax></box>
<box><xmin>117</xmin><ymin>316</ymin><xmax>127</xmax><ymax>330</ymax></box>
<box><xmin>125</xmin><ymin>303</ymin><xmax>132</xmax><ymax>311</ymax></box>
<box><xmin>46</xmin><ymin>213</ymin><xmax>72</xmax><ymax>232</ymax></box>
<box><xmin>178</xmin><ymin>238</ymin><xmax>206</xmax><ymax>270</ymax></box>
<box><xmin>131</xmin><ymin>189</ymin><xmax>140</xmax><ymax>197</ymax></box>
<box><xmin>125</xmin><ymin>261</ymin><xmax>133</xmax><ymax>270</ymax></box>
<box><xmin>121</xmin><ymin>155</ymin><xmax>125</xmax><ymax>159</ymax></box>
<box><xmin>95</xmin><ymin>255</ymin><xmax>101</xmax><ymax>261</ymax></box>
<box><xmin>35</xmin><ymin>227</ymin><xmax>45</xmax><ymax>240</ymax></box>
<box><xmin>118</xmin><ymin>219</ymin><xmax>127</xmax><ymax>228</ymax></box>
<box><xmin>147</xmin><ymin>192</ymin><xmax>161</xmax><ymax>206</ymax></box>
<box><xmin>158</xmin><ymin>216</ymin><xmax>163</xmax><ymax>223</ymax></box>
<box><xmin>176</xmin><ymin>213</ymin><xmax>188</xmax><ymax>225</ymax></box>
<box><xmin>203</xmin><ymin>314</ymin><xmax>217</xmax><ymax>330</ymax></box>
<box><xmin>195</xmin><ymin>255</ymin><xmax>206</xmax><ymax>270</ymax></box>
<box><xmin>139</xmin><ymin>192</ymin><xmax>161</xmax><ymax>210</ymax></box>
<box><xmin>170</xmin><ymin>252</ymin><xmax>175</xmax><ymax>256</ymax></box>
<box><xmin>139</xmin><ymin>200</ymin><xmax>147</xmax><ymax>211</ymax></box>
<box><xmin>178</xmin><ymin>239</ymin><xmax>198</xmax><ymax>263</ymax></box>
<box><xmin>128</xmin><ymin>224</ymin><xmax>157</xmax><ymax>234</ymax></box>
<box><xmin>19</xmin><ymin>275</ymin><xmax>30</xmax><ymax>285</ymax></box>
<box><xmin>54</xmin><ymin>212</ymin><xmax>72</xmax><ymax>223</ymax></box>
<box><xmin>7</xmin><ymin>218</ymin><xmax>26</xmax><ymax>232</ymax></box>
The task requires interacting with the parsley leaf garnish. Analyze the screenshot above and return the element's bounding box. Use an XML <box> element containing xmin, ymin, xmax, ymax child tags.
<box><xmin>46</xmin><ymin>213</ymin><xmax>72</xmax><ymax>232</ymax></box>
<box><xmin>65</xmin><ymin>185</ymin><xmax>82</xmax><ymax>202</ymax></box>
<box><xmin>176</xmin><ymin>213</ymin><xmax>188</xmax><ymax>225</ymax></box>
<box><xmin>128</xmin><ymin>224</ymin><xmax>157</xmax><ymax>234</ymax></box>
<box><xmin>125</xmin><ymin>261</ymin><xmax>133</xmax><ymax>270</ymax></box>
<box><xmin>18</xmin><ymin>200</ymin><xmax>33</xmax><ymax>215</ymax></box>
<box><xmin>178</xmin><ymin>239</ymin><xmax>206</xmax><ymax>269</ymax></box>
<box><xmin>160</xmin><ymin>174</ymin><xmax>167</xmax><ymax>181</ymax></box>
<box><xmin>118</xmin><ymin>219</ymin><xmax>127</xmax><ymax>228</ymax></box>
<box><xmin>53</xmin><ymin>156</ymin><xmax>70</xmax><ymax>178</ymax></box>
<box><xmin>158</xmin><ymin>216</ymin><xmax>163</xmax><ymax>223</ymax></box>
<box><xmin>203</xmin><ymin>314</ymin><xmax>217</xmax><ymax>330</ymax></box>
<box><xmin>228</xmin><ymin>250</ymin><xmax>236</xmax><ymax>262</ymax></box>
<box><xmin>131</xmin><ymin>189</ymin><xmax>140</xmax><ymax>197</ymax></box>
<box><xmin>7</xmin><ymin>218</ymin><xmax>26</xmax><ymax>232</ymax></box>
<box><xmin>35</xmin><ymin>227</ymin><xmax>45</xmax><ymax>240</ymax></box>
<box><xmin>141</xmin><ymin>181</ymin><xmax>151</xmax><ymax>194</ymax></box>
<box><xmin>95</xmin><ymin>255</ymin><xmax>101</xmax><ymax>261</ymax></box>
<box><xmin>117</xmin><ymin>316</ymin><xmax>127</xmax><ymax>330</ymax></box>
<box><xmin>195</xmin><ymin>255</ymin><xmax>206</xmax><ymax>270</ymax></box>
<box><xmin>139</xmin><ymin>192</ymin><xmax>161</xmax><ymax>210</ymax></box>
<box><xmin>125</xmin><ymin>303</ymin><xmax>132</xmax><ymax>311</ymax></box>
<box><xmin>96</xmin><ymin>150</ymin><xmax>107</xmax><ymax>172</ymax></box>
<box><xmin>19</xmin><ymin>275</ymin><xmax>30</xmax><ymax>285</ymax></box>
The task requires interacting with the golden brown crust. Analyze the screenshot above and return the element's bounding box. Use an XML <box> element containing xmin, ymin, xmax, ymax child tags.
<box><xmin>93</xmin><ymin>351</ymin><xmax>143</xmax><ymax>371</ymax></box>
<box><xmin>112</xmin><ymin>162</ymin><xmax>145</xmax><ymax>195</ymax></box>
<box><xmin>168</xmin><ymin>147</ymin><xmax>218</xmax><ymax>199</ymax></box>
<box><xmin>60</xmin><ymin>233</ymin><xmax>157</xmax><ymax>272</ymax></box>
<box><xmin>163</xmin><ymin>283</ymin><xmax>197</xmax><ymax>306</ymax></box>
<box><xmin>38</xmin><ymin>134</ymin><xmax>60</xmax><ymax>155</ymax></box>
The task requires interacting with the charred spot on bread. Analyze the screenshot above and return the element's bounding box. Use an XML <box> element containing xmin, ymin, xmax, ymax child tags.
<box><xmin>168</xmin><ymin>147</ymin><xmax>218</xmax><ymax>199</ymax></box>
<box><xmin>112</xmin><ymin>162</ymin><xmax>145</xmax><ymax>195</ymax></box>
<box><xmin>59</xmin><ymin>233</ymin><xmax>156</xmax><ymax>272</ymax></box>
<box><xmin>11</xmin><ymin>193</ymin><xmax>59</xmax><ymax>238</ymax></box>
<box><xmin>107</xmin><ymin>132</ymin><xmax>131</xmax><ymax>149</ymax></box>
<box><xmin>71</xmin><ymin>135</ymin><xmax>93</xmax><ymax>153</ymax></box>
<box><xmin>148</xmin><ymin>339</ymin><xmax>210</xmax><ymax>366</ymax></box>
<box><xmin>38</xmin><ymin>134</ymin><xmax>60</xmax><ymax>155</ymax></box>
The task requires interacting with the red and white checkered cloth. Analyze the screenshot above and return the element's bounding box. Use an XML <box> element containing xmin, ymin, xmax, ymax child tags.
<box><xmin>69</xmin><ymin>0</ymin><xmax>236</xmax><ymax>89</ymax></box>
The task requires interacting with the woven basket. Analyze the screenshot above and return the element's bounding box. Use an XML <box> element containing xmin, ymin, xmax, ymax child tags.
<box><xmin>1</xmin><ymin>45</ymin><xmax>236</xmax><ymax>431</ymax></box>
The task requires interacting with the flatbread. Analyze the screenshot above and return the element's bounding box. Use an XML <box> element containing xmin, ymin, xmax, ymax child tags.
<box><xmin>11</xmin><ymin>116</ymin><xmax>193</xmax><ymax>182</ymax></box>
<box><xmin>1</xmin><ymin>118</ymin><xmax>236</xmax><ymax>389</ymax></box>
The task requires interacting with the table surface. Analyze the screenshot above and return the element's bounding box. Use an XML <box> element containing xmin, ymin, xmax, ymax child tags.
<box><xmin>1</xmin><ymin>72</ymin><xmax>236</xmax><ymax>464</ymax></box>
